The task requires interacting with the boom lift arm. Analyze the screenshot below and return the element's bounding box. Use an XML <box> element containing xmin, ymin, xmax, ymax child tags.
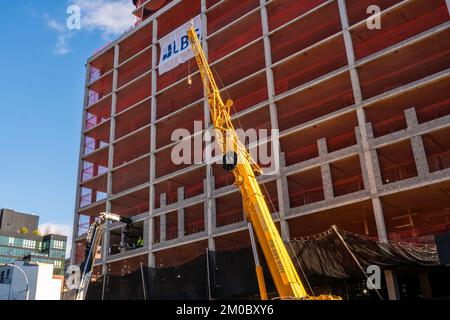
<box><xmin>187</xmin><ymin>26</ymin><xmax>315</xmax><ymax>300</ymax></box>
<box><xmin>75</xmin><ymin>212</ymin><xmax>132</xmax><ymax>300</ymax></box>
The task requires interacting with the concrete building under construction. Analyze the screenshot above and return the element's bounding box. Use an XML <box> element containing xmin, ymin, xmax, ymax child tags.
<box><xmin>70</xmin><ymin>0</ymin><xmax>450</xmax><ymax>299</ymax></box>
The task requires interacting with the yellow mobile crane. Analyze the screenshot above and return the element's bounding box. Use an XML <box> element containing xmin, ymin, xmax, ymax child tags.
<box><xmin>187</xmin><ymin>26</ymin><xmax>339</xmax><ymax>300</ymax></box>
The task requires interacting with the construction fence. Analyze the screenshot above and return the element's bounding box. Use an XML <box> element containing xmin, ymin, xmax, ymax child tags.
<box><xmin>85</xmin><ymin>247</ymin><xmax>274</xmax><ymax>300</ymax></box>
<box><xmin>83</xmin><ymin>228</ymin><xmax>442</xmax><ymax>300</ymax></box>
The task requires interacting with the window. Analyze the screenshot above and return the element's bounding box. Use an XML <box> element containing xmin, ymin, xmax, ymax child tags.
<box><xmin>49</xmin><ymin>250</ymin><xmax>65</xmax><ymax>259</ymax></box>
<box><xmin>54</xmin><ymin>260</ymin><xmax>62</xmax><ymax>268</ymax></box>
<box><xmin>6</xmin><ymin>269</ymin><xmax>10</xmax><ymax>280</ymax></box>
<box><xmin>52</xmin><ymin>240</ymin><xmax>65</xmax><ymax>250</ymax></box>
<box><xmin>23</xmin><ymin>240</ymin><xmax>36</xmax><ymax>249</ymax></box>
<box><xmin>8</xmin><ymin>237</ymin><xmax>14</xmax><ymax>245</ymax></box>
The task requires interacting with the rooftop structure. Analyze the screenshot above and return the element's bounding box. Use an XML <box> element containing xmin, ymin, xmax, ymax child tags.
<box><xmin>0</xmin><ymin>209</ymin><xmax>67</xmax><ymax>275</ymax></box>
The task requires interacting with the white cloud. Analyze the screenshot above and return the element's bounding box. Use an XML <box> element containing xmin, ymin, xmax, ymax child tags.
<box><xmin>72</xmin><ymin>0</ymin><xmax>136</xmax><ymax>37</ymax></box>
<box><xmin>39</xmin><ymin>223</ymin><xmax>73</xmax><ymax>259</ymax></box>
<box><xmin>45</xmin><ymin>15</ymin><xmax>66</xmax><ymax>32</ymax></box>
<box><xmin>40</xmin><ymin>0</ymin><xmax>135</xmax><ymax>55</ymax></box>
<box><xmin>44</xmin><ymin>13</ymin><xmax>73</xmax><ymax>55</ymax></box>
<box><xmin>54</xmin><ymin>33</ymin><xmax>73</xmax><ymax>55</ymax></box>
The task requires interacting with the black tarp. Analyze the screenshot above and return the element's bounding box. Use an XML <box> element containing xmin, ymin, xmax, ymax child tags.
<box><xmin>288</xmin><ymin>227</ymin><xmax>440</xmax><ymax>280</ymax></box>
<box><xmin>208</xmin><ymin>247</ymin><xmax>275</xmax><ymax>299</ymax></box>
<box><xmin>148</xmin><ymin>254</ymin><xmax>208</xmax><ymax>300</ymax></box>
<box><xmin>84</xmin><ymin>228</ymin><xmax>441</xmax><ymax>300</ymax></box>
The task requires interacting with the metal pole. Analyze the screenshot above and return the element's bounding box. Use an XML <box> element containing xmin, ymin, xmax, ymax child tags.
<box><xmin>331</xmin><ymin>225</ymin><xmax>383</xmax><ymax>300</ymax></box>
<box><xmin>140</xmin><ymin>262</ymin><xmax>148</xmax><ymax>300</ymax></box>
<box><xmin>7</xmin><ymin>264</ymin><xmax>30</xmax><ymax>300</ymax></box>
<box><xmin>205</xmin><ymin>248</ymin><xmax>212</xmax><ymax>300</ymax></box>
<box><xmin>248</xmin><ymin>222</ymin><xmax>268</xmax><ymax>300</ymax></box>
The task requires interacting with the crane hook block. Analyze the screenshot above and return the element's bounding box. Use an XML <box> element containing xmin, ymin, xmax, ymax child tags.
<box><xmin>223</xmin><ymin>151</ymin><xmax>238</xmax><ymax>171</ymax></box>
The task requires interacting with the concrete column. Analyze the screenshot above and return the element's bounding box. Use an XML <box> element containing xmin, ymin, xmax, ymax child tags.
<box><xmin>385</xmin><ymin>270</ymin><xmax>401</xmax><ymax>300</ymax></box>
<box><xmin>405</xmin><ymin>107</ymin><xmax>419</xmax><ymax>129</ymax></box>
<box><xmin>145</xmin><ymin>218</ymin><xmax>155</xmax><ymax>268</ymax></box>
<box><xmin>209</xmin><ymin>198</ymin><xmax>217</xmax><ymax>250</ymax></box>
<box><xmin>405</xmin><ymin>108</ymin><xmax>430</xmax><ymax>176</ymax></box>
<box><xmin>160</xmin><ymin>214</ymin><xmax>166</xmax><ymax>242</ymax></box>
<box><xmin>201</xmin><ymin>0</ymin><xmax>216</xmax><ymax>252</ymax></box>
<box><xmin>276</xmin><ymin>153</ymin><xmax>292</xmax><ymax>243</ymax></box>
<box><xmin>317</xmin><ymin>138</ymin><xmax>328</xmax><ymax>158</ymax></box>
<box><xmin>280</xmin><ymin>220</ymin><xmax>290</xmax><ymax>242</ymax></box>
<box><xmin>372</xmin><ymin>197</ymin><xmax>388</xmax><ymax>241</ymax></box>
<box><xmin>106</xmin><ymin>44</ymin><xmax>120</xmax><ymax>205</ymax></box>
<box><xmin>358</xmin><ymin>148</ymin><xmax>371</xmax><ymax>192</ymax></box>
<box><xmin>148</xmin><ymin>253</ymin><xmax>156</xmax><ymax>269</ymax></box>
<box><xmin>321</xmin><ymin>164</ymin><xmax>334</xmax><ymax>201</ymax></box>
<box><xmin>260</xmin><ymin>0</ymin><xmax>293</xmax><ymax>244</ymax></box>
<box><xmin>160</xmin><ymin>193</ymin><xmax>167</xmax><ymax>208</ymax></box>
<box><xmin>318</xmin><ymin>138</ymin><xmax>334</xmax><ymax>200</ymax></box>
<box><xmin>120</xmin><ymin>227</ymin><xmax>126</xmax><ymax>253</ymax></box>
<box><xmin>71</xmin><ymin>62</ymin><xmax>92</xmax><ymax>265</ymax></box>
<box><xmin>149</xmin><ymin>18</ymin><xmax>159</xmax><ymax>267</ymax></box>
<box><xmin>178</xmin><ymin>208</ymin><xmax>185</xmax><ymax>238</ymax></box>
<box><xmin>418</xmin><ymin>272</ymin><xmax>433</xmax><ymax>299</ymax></box>
<box><xmin>102</xmin><ymin>43</ymin><xmax>120</xmax><ymax>274</ymax></box>
<box><xmin>178</xmin><ymin>187</ymin><xmax>185</xmax><ymax>238</ymax></box>
<box><xmin>337</xmin><ymin>0</ymin><xmax>390</xmax><ymax>251</ymax></box>
<box><xmin>411</xmin><ymin>135</ymin><xmax>430</xmax><ymax>177</ymax></box>
<box><xmin>338</xmin><ymin>1</ymin><xmax>399</xmax><ymax>299</ymax></box>
<box><xmin>143</xmin><ymin>218</ymin><xmax>150</xmax><ymax>249</ymax></box>
<box><xmin>278</xmin><ymin>153</ymin><xmax>291</xmax><ymax>216</ymax></box>
<box><xmin>364</xmin><ymin>123</ymin><xmax>374</xmax><ymax>140</ymax></box>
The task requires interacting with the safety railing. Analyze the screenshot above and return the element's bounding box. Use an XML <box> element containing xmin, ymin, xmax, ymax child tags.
<box><xmin>427</xmin><ymin>150</ymin><xmax>450</xmax><ymax>173</ymax></box>
<box><xmin>216</xmin><ymin>211</ymin><xmax>244</xmax><ymax>228</ymax></box>
<box><xmin>185</xmin><ymin>219</ymin><xmax>205</xmax><ymax>236</ymax></box>
<box><xmin>89</xmin><ymin>67</ymin><xmax>102</xmax><ymax>84</ymax></box>
<box><xmin>381</xmin><ymin>161</ymin><xmax>417</xmax><ymax>184</ymax></box>
<box><xmin>116</xmin><ymin>203</ymin><xmax>149</xmax><ymax>217</ymax></box>
<box><xmin>80</xmin><ymin>193</ymin><xmax>93</xmax><ymax>208</ymax></box>
<box><xmin>333</xmin><ymin>175</ymin><xmax>364</xmax><ymax>197</ymax></box>
<box><xmin>416</xmin><ymin>98</ymin><xmax>450</xmax><ymax>124</ymax></box>
<box><xmin>327</xmin><ymin>131</ymin><xmax>357</xmax><ymax>153</ymax></box>
<box><xmin>84</xmin><ymin>137</ymin><xmax>108</xmax><ymax>156</ymax></box>
<box><xmin>166</xmin><ymin>228</ymin><xmax>179</xmax><ymax>241</ymax></box>
<box><xmin>77</xmin><ymin>222</ymin><xmax>90</xmax><ymax>236</ymax></box>
<box><xmin>389</xmin><ymin>223</ymin><xmax>450</xmax><ymax>245</ymax></box>
<box><xmin>185</xmin><ymin>183</ymin><xmax>204</xmax><ymax>200</ymax></box>
<box><xmin>80</xmin><ymin>191</ymin><xmax>107</xmax><ymax>208</ymax></box>
<box><xmin>153</xmin><ymin>230</ymin><xmax>160</xmax><ymax>244</ymax></box>
<box><xmin>82</xmin><ymin>164</ymin><xmax>108</xmax><ymax>182</ymax></box>
<box><xmin>88</xmin><ymin>91</ymin><xmax>101</xmax><ymax>106</ymax></box>
<box><xmin>290</xmin><ymin>186</ymin><xmax>324</xmax><ymax>208</ymax></box>
<box><xmin>85</xmin><ymin>113</ymin><xmax>108</xmax><ymax>131</ymax></box>
<box><xmin>371</xmin><ymin>115</ymin><xmax>407</xmax><ymax>138</ymax></box>
<box><xmin>285</xmin><ymin>143</ymin><xmax>318</xmax><ymax>165</ymax></box>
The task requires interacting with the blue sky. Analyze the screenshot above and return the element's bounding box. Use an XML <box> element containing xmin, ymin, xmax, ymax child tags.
<box><xmin>0</xmin><ymin>1</ymin><xmax>135</xmax><ymax>251</ymax></box>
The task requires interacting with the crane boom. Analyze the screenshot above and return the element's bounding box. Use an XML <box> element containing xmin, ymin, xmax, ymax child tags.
<box><xmin>75</xmin><ymin>212</ymin><xmax>131</xmax><ymax>300</ymax></box>
<box><xmin>187</xmin><ymin>26</ymin><xmax>308</xmax><ymax>299</ymax></box>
